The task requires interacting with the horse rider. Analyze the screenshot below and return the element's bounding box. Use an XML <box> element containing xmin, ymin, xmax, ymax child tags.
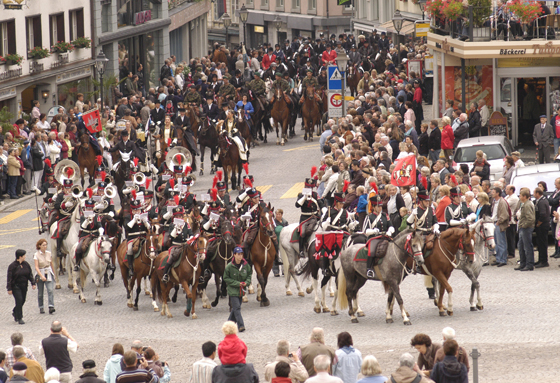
<box><xmin>318</xmin><ymin>193</ymin><xmax>350</xmax><ymax>276</ymax></box>
<box><xmin>36</xmin><ymin>161</ymin><xmax>58</xmax><ymax>233</ymax></box>
<box><xmin>74</xmin><ymin>195</ymin><xmax>103</xmax><ymax>272</ymax></box>
<box><xmin>142</xmin><ymin>189</ymin><xmax>160</xmax><ymax>221</ymax></box>
<box><xmin>179</xmin><ymin>176</ymin><xmax>197</xmax><ymax>212</ymax></box>
<box><xmin>299</xmin><ymin>60</ymin><xmax>317</xmax><ymax>78</ymax></box>
<box><xmin>52</xmin><ymin>179</ymin><xmax>80</xmax><ymax>258</ymax></box>
<box><xmin>162</xmin><ymin>206</ymin><xmax>193</xmax><ymax>283</ymax></box>
<box><xmin>203</xmin><ymin>93</ymin><xmax>221</xmax><ymax>121</ymax></box>
<box><xmin>231</xmin><ymin>70</ymin><xmax>245</xmax><ymax>89</ymax></box>
<box><xmin>358</xmin><ymin>40</ymin><xmax>374</xmax><ymax>67</ymax></box>
<box><xmin>246</xmin><ymin>72</ymin><xmax>268</xmax><ymax>110</ymax></box>
<box><xmin>263</xmin><ymin>62</ymin><xmax>278</xmax><ymax>82</ymax></box>
<box><xmin>445</xmin><ymin>187</ymin><xmax>476</xmax><ymax>230</ymax></box>
<box><xmin>93</xmin><ymin>182</ymin><xmax>116</xmax><ymax>218</ymax></box>
<box><xmin>174</xmin><ymin>107</ymin><xmax>200</xmax><ymax>156</ymax></box>
<box><xmin>222</xmin><ymin>109</ymin><xmax>249</xmax><ymax>155</ymax></box>
<box><xmin>282</xmin><ymin>39</ymin><xmax>293</xmax><ymax>60</ymax></box>
<box><xmin>295</xmin><ymin>176</ymin><xmax>322</xmax><ymax>258</ymax></box>
<box><xmin>216</xmin><ymin>181</ymin><xmax>232</xmax><ymax>208</ymax></box>
<box><xmin>108</xmin><ymin>129</ymin><xmax>146</xmax><ymax>167</ymax></box>
<box><xmin>363</xmin><ymin>195</ymin><xmax>396</xmax><ymax>279</ymax></box>
<box><xmin>237</xmin><ymin>187</ymin><xmax>261</xmax><ymax>263</ymax></box>
<box><xmin>300</xmin><ymin>69</ymin><xmax>322</xmax><ymax>107</ymax></box>
<box><xmin>271</xmin><ymin>72</ymin><xmax>292</xmax><ymax>109</ymax></box>
<box><xmin>161</xmin><ymin>165</ymin><xmax>184</xmax><ymax>199</ymax></box>
<box><xmin>199</xmin><ymin>203</ymin><xmax>222</xmax><ymax>282</ymax></box>
<box><xmin>348</xmin><ymin>45</ymin><xmax>362</xmax><ymax>68</ymax></box>
<box><xmin>185</xmin><ymin>85</ymin><xmax>202</xmax><ymax>105</ymax></box>
<box><xmin>125</xmin><ymin>198</ymin><xmax>151</xmax><ymax>278</ymax></box>
<box><xmin>218</xmin><ymin>74</ymin><xmax>236</xmax><ymax>103</ymax></box>
<box><xmin>407</xmin><ymin>189</ymin><xmax>440</xmax><ymax>235</ymax></box>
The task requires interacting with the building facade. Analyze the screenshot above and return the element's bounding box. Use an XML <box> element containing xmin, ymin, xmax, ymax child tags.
<box><xmin>92</xmin><ymin>0</ymin><xmax>170</xmax><ymax>104</ymax></box>
<box><xmin>353</xmin><ymin>0</ymin><xmax>423</xmax><ymax>37</ymax></box>
<box><xmin>169</xmin><ymin>0</ymin><xmax>210</xmax><ymax>62</ymax></box>
<box><xmin>0</xmin><ymin>0</ymin><xmax>93</xmax><ymax>118</ymax></box>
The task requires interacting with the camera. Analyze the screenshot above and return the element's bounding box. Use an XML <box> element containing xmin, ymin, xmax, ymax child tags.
<box><xmin>288</xmin><ymin>353</ymin><xmax>293</xmax><ymax>358</ymax></box>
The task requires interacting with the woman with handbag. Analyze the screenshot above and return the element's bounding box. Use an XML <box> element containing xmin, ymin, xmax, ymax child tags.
<box><xmin>7</xmin><ymin>249</ymin><xmax>36</xmax><ymax>324</ymax></box>
<box><xmin>34</xmin><ymin>239</ymin><xmax>56</xmax><ymax>314</ymax></box>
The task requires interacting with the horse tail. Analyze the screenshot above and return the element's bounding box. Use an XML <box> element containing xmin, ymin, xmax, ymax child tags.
<box><xmin>279</xmin><ymin>240</ymin><xmax>290</xmax><ymax>277</ymax></box>
<box><xmin>337</xmin><ymin>267</ymin><xmax>348</xmax><ymax>310</ymax></box>
<box><xmin>154</xmin><ymin>273</ymin><xmax>163</xmax><ymax>304</ymax></box>
<box><xmin>299</xmin><ymin>252</ymin><xmax>314</xmax><ymax>279</ymax></box>
<box><xmin>382</xmin><ymin>281</ymin><xmax>390</xmax><ymax>294</ymax></box>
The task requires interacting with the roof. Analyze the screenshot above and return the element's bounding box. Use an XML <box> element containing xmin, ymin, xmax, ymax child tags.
<box><xmin>513</xmin><ymin>163</ymin><xmax>560</xmax><ymax>177</ymax></box>
<box><xmin>456</xmin><ymin>135</ymin><xmax>508</xmax><ymax>147</ymax></box>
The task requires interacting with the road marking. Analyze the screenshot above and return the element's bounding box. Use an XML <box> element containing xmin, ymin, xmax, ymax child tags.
<box><xmin>0</xmin><ymin>245</ymin><xmax>15</xmax><ymax>250</ymax></box>
<box><xmin>0</xmin><ymin>210</ymin><xmax>33</xmax><ymax>225</ymax></box>
<box><xmin>0</xmin><ymin>227</ymin><xmax>37</xmax><ymax>236</ymax></box>
<box><xmin>256</xmin><ymin>185</ymin><xmax>272</xmax><ymax>194</ymax></box>
<box><xmin>283</xmin><ymin>144</ymin><xmax>317</xmax><ymax>152</ymax></box>
<box><xmin>281</xmin><ymin>182</ymin><xmax>304</xmax><ymax>199</ymax></box>
<box><xmin>32</xmin><ymin>217</ymin><xmax>39</xmax><ymax>221</ymax></box>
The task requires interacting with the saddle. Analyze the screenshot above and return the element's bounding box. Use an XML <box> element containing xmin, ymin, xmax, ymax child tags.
<box><xmin>81</xmin><ymin>236</ymin><xmax>94</xmax><ymax>253</ymax></box>
<box><xmin>424</xmin><ymin>233</ymin><xmax>435</xmax><ymax>251</ymax></box>
<box><xmin>367</xmin><ymin>237</ymin><xmax>389</xmax><ymax>261</ymax></box>
<box><xmin>132</xmin><ymin>238</ymin><xmax>142</xmax><ymax>254</ymax></box>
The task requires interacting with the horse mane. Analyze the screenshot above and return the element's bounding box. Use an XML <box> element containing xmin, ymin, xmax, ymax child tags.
<box><xmin>439</xmin><ymin>227</ymin><xmax>465</xmax><ymax>240</ymax></box>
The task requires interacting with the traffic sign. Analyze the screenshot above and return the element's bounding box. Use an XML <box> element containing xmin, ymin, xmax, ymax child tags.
<box><xmin>328</xmin><ymin>65</ymin><xmax>342</xmax><ymax>91</ymax></box>
<box><xmin>333</xmin><ymin>95</ymin><xmax>354</xmax><ymax>101</ymax></box>
<box><xmin>328</xmin><ymin>91</ymin><xmax>342</xmax><ymax>117</ymax></box>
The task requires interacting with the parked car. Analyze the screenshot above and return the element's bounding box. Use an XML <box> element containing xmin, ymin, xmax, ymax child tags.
<box><xmin>510</xmin><ymin>163</ymin><xmax>560</xmax><ymax>197</ymax></box>
<box><xmin>454</xmin><ymin>136</ymin><xmax>514</xmax><ymax>181</ymax></box>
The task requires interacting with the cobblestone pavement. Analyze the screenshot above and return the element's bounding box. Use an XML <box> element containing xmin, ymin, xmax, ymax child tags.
<box><xmin>1</xmin><ymin>125</ymin><xmax>559</xmax><ymax>383</ymax></box>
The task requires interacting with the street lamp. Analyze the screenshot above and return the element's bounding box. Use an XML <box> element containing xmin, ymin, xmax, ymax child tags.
<box><xmin>392</xmin><ymin>9</ymin><xmax>404</xmax><ymax>47</ymax></box>
<box><xmin>273</xmin><ymin>14</ymin><xmax>282</xmax><ymax>42</ymax></box>
<box><xmin>418</xmin><ymin>0</ymin><xmax>427</xmax><ymax>20</ymax></box>
<box><xmin>95</xmin><ymin>50</ymin><xmax>109</xmax><ymax>110</ymax></box>
<box><xmin>222</xmin><ymin>13</ymin><xmax>232</xmax><ymax>49</ymax></box>
<box><xmin>239</xmin><ymin>4</ymin><xmax>249</xmax><ymax>46</ymax></box>
<box><xmin>335</xmin><ymin>54</ymin><xmax>350</xmax><ymax>118</ymax></box>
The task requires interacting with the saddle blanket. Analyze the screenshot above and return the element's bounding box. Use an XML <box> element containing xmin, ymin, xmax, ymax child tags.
<box><xmin>232</xmin><ymin>136</ymin><xmax>248</xmax><ymax>161</ymax></box>
<box><xmin>158</xmin><ymin>248</ymin><xmax>183</xmax><ymax>270</ymax></box>
<box><xmin>315</xmin><ymin>231</ymin><xmax>345</xmax><ymax>260</ymax></box>
<box><xmin>123</xmin><ymin>238</ymin><xmax>145</xmax><ymax>263</ymax></box>
<box><xmin>290</xmin><ymin>228</ymin><xmax>300</xmax><ymax>243</ymax></box>
<box><xmin>353</xmin><ymin>236</ymin><xmax>388</xmax><ymax>264</ymax></box>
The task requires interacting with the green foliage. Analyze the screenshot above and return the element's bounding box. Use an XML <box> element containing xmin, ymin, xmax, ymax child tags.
<box><xmin>72</xmin><ymin>37</ymin><xmax>91</xmax><ymax>49</ymax></box>
<box><xmin>470</xmin><ymin>0</ymin><xmax>492</xmax><ymax>27</ymax></box>
<box><xmin>0</xmin><ymin>106</ymin><xmax>16</xmax><ymax>135</ymax></box>
<box><xmin>29</xmin><ymin>47</ymin><xmax>50</xmax><ymax>59</ymax></box>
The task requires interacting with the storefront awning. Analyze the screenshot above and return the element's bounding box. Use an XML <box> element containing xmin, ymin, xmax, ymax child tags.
<box><xmin>378</xmin><ymin>20</ymin><xmax>415</xmax><ymax>36</ymax></box>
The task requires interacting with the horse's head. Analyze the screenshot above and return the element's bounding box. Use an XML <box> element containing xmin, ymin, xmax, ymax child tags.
<box><xmin>275</xmin><ymin>86</ymin><xmax>283</xmax><ymax>100</ymax></box>
<box><xmin>195</xmin><ymin>234</ymin><xmax>208</xmax><ymax>261</ymax></box>
<box><xmin>145</xmin><ymin>226</ymin><xmax>160</xmax><ymax>259</ymax></box>
<box><xmin>219</xmin><ymin>216</ymin><xmax>235</xmax><ymax>246</ymax></box>
<box><xmin>259</xmin><ymin>203</ymin><xmax>275</xmax><ymax>237</ymax></box>
<box><xmin>99</xmin><ymin>235</ymin><xmax>113</xmax><ymax>264</ymax></box>
<box><xmin>80</xmin><ymin>134</ymin><xmax>90</xmax><ymax>151</ymax></box>
<box><xmin>459</xmin><ymin>229</ymin><xmax>476</xmax><ymax>263</ymax></box>
<box><xmin>348</xmin><ymin>65</ymin><xmax>354</xmax><ymax>77</ymax></box>
<box><xmin>409</xmin><ymin>231</ymin><xmax>425</xmax><ymax>266</ymax></box>
<box><xmin>478</xmin><ymin>217</ymin><xmax>496</xmax><ymax>250</ymax></box>
<box><xmin>237</xmin><ymin>109</ymin><xmax>244</xmax><ymax>123</ymax></box>
<box><xmin>306</xmin><ymin>86</ymin><xmax>315</xmax><ymax>99</ymax></box>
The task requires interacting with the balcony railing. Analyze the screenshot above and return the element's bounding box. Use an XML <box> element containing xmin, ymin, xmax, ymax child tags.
<box><xmin>169</xmin><ymin>0</ymin><xmax>198</xmax><ymax>10</ymax></box>
<box><xmin>432</xmin><ymin>5</ymin><xmax>556</xmax><ymax>42</ymax></box>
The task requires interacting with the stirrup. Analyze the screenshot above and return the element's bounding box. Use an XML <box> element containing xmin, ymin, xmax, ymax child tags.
<box><xmin>73</xmin><ymin>265</ymin><xmax>79</xmax><ymax>272</ymax></box>
<box><xmin>162</xmin><ymin>274</ymin><xmax>170</xmax><ymax>283</ymax></box>
<box><xmin>366</xmin><ymin>270</ymin><xmax>375</xmax><ymax>279</ymax></box>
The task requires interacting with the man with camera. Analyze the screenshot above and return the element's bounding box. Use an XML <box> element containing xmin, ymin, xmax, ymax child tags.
<box><xmin>116</xmin><ymin>350</ymin><xmax>159</xmax><ymax>383</ymax></box>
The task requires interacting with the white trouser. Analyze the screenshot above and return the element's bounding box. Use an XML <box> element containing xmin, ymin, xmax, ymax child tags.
<box><xmin>103</xmin><ymin>151</ymin><xmax>113</xmax><ymax>169</ymax></box>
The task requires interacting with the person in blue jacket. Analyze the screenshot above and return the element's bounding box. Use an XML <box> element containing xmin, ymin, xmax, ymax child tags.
<box><xmin>234</xmin><ymin>94</ymin><xmax>255</xmax><ymax>138</ymax></box>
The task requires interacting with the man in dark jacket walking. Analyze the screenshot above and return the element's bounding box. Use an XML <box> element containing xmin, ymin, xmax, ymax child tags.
<box><xmin>467</xmin><ymin>102</ymin><xmax>482</xmax><ymax>137</ymax></box>
<box><xmin>223</xmin><ymin>247</ymin><xmax>252</xmax><ymax>332</ymax></box>
<box><xmin>430</xmin><ymin>340</ymin><xmax>467</xmax><ymax>383</ymax></box>
<box><xmin>534</xmin><ymin>187</ymin><xmax>551</xmax><ymax>268</ymax></box>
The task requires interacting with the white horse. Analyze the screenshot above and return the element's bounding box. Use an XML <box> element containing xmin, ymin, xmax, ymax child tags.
<box><xmin>69</xmin><ymin>234</ymin><xmax>113</xmax><ymax>305</ymax></box>
<box><xmin>50</xmin><ymin>203</ymin><xmax>82</xmax><ymax>289</ymax></box>
<box><xmin>279</xmin><ymin>223</ymin><xmax>308</xmax><ymax>297</ymax></box>
<box><xmin>264</xmin><ymin>78</ymin><xmax>274</xmax><ymax>101</ymax></box>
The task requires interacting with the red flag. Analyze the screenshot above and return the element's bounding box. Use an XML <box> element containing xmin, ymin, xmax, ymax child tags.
<box><xmin>391</xmin><ymin>155</ymin><xmax>416</xmax><ymax>187</ymax></box>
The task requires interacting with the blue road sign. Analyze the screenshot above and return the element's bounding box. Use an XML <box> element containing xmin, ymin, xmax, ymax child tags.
<box><xmin>328</xmin><ymin>65</ymin><xmax>342</xmax><ymax>91</ymax></box>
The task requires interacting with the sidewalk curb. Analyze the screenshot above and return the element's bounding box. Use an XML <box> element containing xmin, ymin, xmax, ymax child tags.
<box><xmin>0</xmin><ymin>194</ymin><xmax>36</xmax><ymax>213</ymax></box>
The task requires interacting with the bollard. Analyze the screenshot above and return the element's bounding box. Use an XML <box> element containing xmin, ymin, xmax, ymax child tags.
<box><xmin>470</xmin><ymin>347</ymin><xmax>481</xmax><ymax>383</ymax></box>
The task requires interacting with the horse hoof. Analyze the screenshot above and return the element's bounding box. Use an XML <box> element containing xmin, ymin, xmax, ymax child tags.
<box><xmin>145</xmin><ymin>291</ymin><xmax>151</xmax><ymax>296</ymax></box>
<box><xmin>133</xmin><ymin>306</ymin><xmax>138</xmax><ymax>311</ymax></box>
<box><xmin>331</xmin><ymin>310</ymin><xmax>339</xmax><ymax>316</ymax></box>
<box><xmin>310</xmin><ymin>137</ymin><xmax>313</xmax><ymax>142</ymax></box>
<box><xmin>403</xmin><ymin>320</ymin><xmax>412</xmax><ymax>326</ymax></box>
<box><xmin>55</xmin><ymin>284</ymin><xmax>61</xmax><ymax>290</ymax></box>
<box><xmin>447</xmin><ymin>310</ymin><xmax>454</xmax><ymax>316</ymax></box>
<box><xmin>104</xmin><ymin>281</ymin><xmax>110</xmax><ymax>288</ymax></box>
<box><xmin>96</xmin><ymin>301</ymin><xmax>103</xmax><ymax>306</ymax></box>
<box><xmin>439</xmin><ymin>311</ymin><xmax>447</xmax><ymax>317</ymax></box>
<box><xmin>68</xmin><ymin>284</ymin><xmax>73</xmax><ymax>289</ymax></box>
<box><xmin>172</xmin><ymin>296</ymin><xmax>177</xmax><ymax>303</ymax></box>
<box><xmin>476</xmin><ymin>304</ymin><xmax>484</xmax><ymax>311</ymax></box>
<box><xmin>263</xmin><ymin>299</ymin><xmax>270</xmax><ymax>307</ymax></box>
<box><xmin>167</xmin><ymin>314</ymin><xmax>173</xmax><ymax>318</ymax></box>
<box><xmin>329</xmin><ymin>292</ymin><xmax>334</xmax><ymax>297</ymax></box>
<box><xmin>298</xmin><ymin>291</ymin><xmax>305</xmax><ymax>297</ymax></box>
<box><xmin>386</xmin><ymin>318</ymin><xmax>394</xmax><ymax>324</ymax></box>
<box><xmin>322</xmin><ymin>308</ymin><xmax>330</xmax><ymax>313</ymax></box>
<box><xmin>357</xmin><ymin>311</ymin><xmax>365</xmax><ymax>317</ymax></box>
<box><xmin>184</xmin><ymin>310</ymin><xmax>190</xmax><ymax>317</ymax></box>
<box><xmin>306</xmin><ymin>287</ymin><xmax>312</xmax><ymax>294</ymax></box>
<box><xmin>192</xmin><ymin>313</ymin><xmax>198</xmax><ymax>319</ymax></box>
<box><xmin>81</xmin><ymin>299</ymin><xmax>86</xmax><ymax>303</ymax></box>
<box><xmin>351</xmin><ymin>318</ymin><xmax>359</xmax><ymax>323</ymax></box>
<box><xmin>470</xmin><ymin>307</ymin><xmax>478</xmax><ymax>312</ymax></box>
<box><xmin>286</xmin><ymin>291</ymin><xmax>293</xmax><ymax>296</ymax></box>
<box><xmin>154</xmin><ymin>307</ymin><xmax>159</xmax><ymax>312</ymax></box>
<box><xmin>211</xmin><ymin>302</ymin><xmax>218</xmax><ymax>308</ymax></box>
<box><xmin>314</xmin><ymin>307</ymin><xmax>321</xmax><ymax>313</ymax></box>
<box><xmin>127</xmin><ymin>303</ymin><xmax>133</xmax><ymax>308</ymax></box>
<box><xmin>248</xmin><ymin>286</ymin><xmax>254</xmax><ymax>294</ymax></box>
<box><xmin>73</xmin><ymin>289</ymin><xmax>80</xmax><ymax>294</ymax></box>
<box><xmin>257</xmin><ymin>296</ymin><xmax>261</xmax><ymax>302</ymax></box>
<box><xmin>199</xmin><ymin>170</ymin><xmax>204</xmax><ymax>176</ymax></box>
<box><xmin>281</xmin><ymin>142</ymin><xmax>285</xmax><ymax>146</ymax></box>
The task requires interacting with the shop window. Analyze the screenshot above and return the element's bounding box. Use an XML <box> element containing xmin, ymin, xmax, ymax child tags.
<box><xmin>117</xmin><ymin>0</ymin><xmax>153</xmax><ymax>27</ymax></box>
<box><xmin>26</xmin><ymin>16</ymin><xmax>42</xmax><ymax>52</ymax></box>
<box><xmin>0</xmin><ymin>20</ymin><xmax>16</xmax><ymax>56</ymax></box>
<box><xmin>50</xmin><ymin>13</ymin><xmax>65</xmax><ymax>47</ymax></box>
<box><xmin>69</xmin><ymin>9</ymin><xmax>84</xmax><ymax>40</ymax></box>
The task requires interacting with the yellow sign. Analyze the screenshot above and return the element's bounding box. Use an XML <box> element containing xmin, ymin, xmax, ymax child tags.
<box><xmin>497</xmin><ymin>57</ymin><xmax>560</xmax><ymax>68</ymax></box>
<box><xmin>254</xmin><ymin>26</ymin><xmax>264</xmax><ymax>33</ymax></box>
<box><xmin>333</xmin><ymin>95</ymin><xmax>355</xmax><ymax>101</ymax></box>
<box><xmin>415</xmin><ymin>22</ymin><xmax>430</xmax><ymax>37</ymax></box>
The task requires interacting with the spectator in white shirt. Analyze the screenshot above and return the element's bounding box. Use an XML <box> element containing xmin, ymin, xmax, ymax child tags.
<box><xmin>4</xmin><ymin>332</ymin><xmax>36</xmax><ymax>373</ymax></box>
<box><xmin>37</xmin><ymin>114</ymin><xmax>51</xmax><ymax>132</ymax></box>
<box><xmin>188</xmin><ymin>341</ymin><xmax>217</xmax><ymax>383</ymax></box>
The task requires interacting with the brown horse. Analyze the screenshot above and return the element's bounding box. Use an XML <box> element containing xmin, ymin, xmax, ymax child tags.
<box><xmin>409</xmin><ymin>228</ymin><xmax>475</xmax><ymax>316</ymax></box>
<box><xmin>270</xmin><ymin>85</ymin><xmax>290</xmax><ymax>146</ymax></box>
<box><xmin>116</xmin><ymin>225</ymin><xmax>161</xmax><ymax>311</ymax></box>
<box><xmin>217</xmin><ymin>130</ymin><xmax>242</xmax><ymax>190</ymax></box>
<box><xmin>301</xmin><ymin>86</ymin><xmax>322</xmax><ymax>142</ymax></box>
<box><xmin>250</xmin><ymin>203</ymin><xmax>276</xmax><ymax>307</ymax></box>
<box><xmin>347</xmin><ymin>64</ymin><xmax>362</xmax><ymax>97</ymax></box>
<box><xmin>151</xmin><ymin>235</ymin><xmax>208</xmax><ymax>319</ymax></box>
<box><xmin>236</xmin><ymin>109</ymin><xmax>253</xmax><ymax>150</ymax></box>
<box><xmin>186</xmin><ymin>104</ymin><xmax>201</xmax><ymax>142</ymax></box>
<box><xmin>76</xmin><ymin>134</ymin><xmax>97</xmax><ymax>187</ymax></box>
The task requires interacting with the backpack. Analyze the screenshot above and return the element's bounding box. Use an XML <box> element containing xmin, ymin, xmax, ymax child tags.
<box><xmin>165</xmin><ymin>100</ymin><xmax>175</xmax><ymax>116</ymax></box>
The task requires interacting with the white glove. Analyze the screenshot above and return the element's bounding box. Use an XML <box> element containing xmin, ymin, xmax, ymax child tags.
<box><xmin>241</xmin><ymin>213</ymin><xmax>251</xmax><ymax>221</ymax></box>
<box><xmin>123</xmin><ymin>188</ymin><xmax>132</xmax><ymax>195</ymax></box>
<box><xmin>433</xmin><ymin>224</ymin><xmax>440</xmax><ymax>236</ymax></box>
<box><xmin>108</xmin><ymin>211</ymin><xmax>115</xmax><ymax>218</ymax></box>
<box><xmin>171</xmin><ymin>227</ymin><xmax>179</xmax><ymax>237</ymax></box>
<box><xmin>127</xmin><ymin>219</ymin><xmax>136</xmax><ymax>228</ymax></box>
<box><xmin>365</xmin><ymin>229</ymin><xmax>375</xmax><ymax>236</ymax></box>
<box><xmin>163</xmin><ymin>211</ymin><xmax>173</xmax><ymax>221</ymax></box>
<box><xmin>35</xmin><ymin>189</ymin><xmax>41</xmax><ymax>195</ymax></box>
<box><xmin>172</xmin><ymin>138</ymin><xmax>178</xmax><ymax>144</ymax></box>
<box><xmin>466</xmin><ymin>213</ymin><xmax>476</xmax><ymax>223</ymax></box>
<box><xmin>387</xmin><ymin>227</ymin><xmax>395</xmax><ymax>236</ymax></box>
<box><xmin>450</xmin><ymin>219</ymin><xmax>462</xmax><ymax>227</ymax></box>
<box><xmin>460</xmin><ymin>218</ymin><xmax>467</xmax><ymax>225</ymax></box>
<box><xmin>98</xmin><ymin>228</ymin><xmax>105</xmax><ymax>236</ymax></box>
<box><xmin>65</xmin><ymin>201</ymin><xmax>75</xmax><ymax>208</ymax></box>
<box><xmin>134</xmin><ymin>214</ymin><xmax>141</xmax><ymax>222</ymax></box>
<box><xmin>372</xmin><ymin>228</ymin><xmax>380</xmax><ymax>235</ymax></box>
<box><xmin>150</xmin><ymin>164</ymin><xmax>159</xmax><ymax>175</ymax></box>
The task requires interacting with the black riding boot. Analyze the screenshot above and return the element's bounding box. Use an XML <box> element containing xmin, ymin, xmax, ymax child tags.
<box><xmin>162</xmin><ymin>263</ymin><xmax>172</xmax><ymax>283</ymax></box>
<box><xmin>366</xmin><ymin>255</ymin><xmax>375</xmax><ymax>279</ymax></box>
<box><xmin>127</xmin><ymin>252</ymin><xmax>134</xmax><ymax>279</ymax></box>
<box><xmin>427</xmin><ymin>288</ymin><xmax>435</xmax><ymax>299</ymax></box>
<box><xmin>322</xmin><ymin>257</ymin><xmax>332</xmax><ymax>278</ymax></box>
<box><xmin>199</xmin><ymin>256</ymin><xmax>212</xmax><ymax>284</ymax></box>
<box><xmin>243</xmin><ymin>242</ymin><xmax>252</xmax><ymax>264</ymax></box>
<box><xmin>74</xmin><ymin>247</ymin><xmax>82</xmax><ymax>272</ymax></box>
<box><xmin>56</xmin><ymin>238</ymin><xmax>63</xmax><ymax>258</ymax></box>
<box><xmin>299</xmin><ymin>236</ymin><xmax>306</xmax><ymax>258</ymax></box>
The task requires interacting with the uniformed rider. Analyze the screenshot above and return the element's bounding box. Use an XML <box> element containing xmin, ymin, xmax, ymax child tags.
<box><xmin>52</xmin><ymin>179</ymin><xmax>80</xmax><ymax>258</ymax></box>
<box><xmin>237</xmin><ymin>187</ymin><xmax>261</xmax><ymax>262</ymax></box>
<box><xmin>74</xmin><ymin>196</ymin><xmax>103</xmax><ymax>271</ymax></box>
<box><xmin>445</xmin><ymin>187</ymin><xmax>476</xmax><ymax>229</ymax></box>
<box><xmin>125</xmin><ymin>199</ymin><xmax>151</xmax><ymax>279</ymax></box>
<box><xmin>407</xmin><ymin>189</ymin><xmax>440</xmax><ymax>234</ymax></box>
<box><xmin>295</xmin><ymin>177</ymin><xmax>321</xmax><ymax>258</ymax></box>
<box><xmin>363</xmin><ymin>195</ymin><xmax>395</xmax><ymax>279</ymax></box>
<box><xmin>162</xmin><ymin>206</ymin><xmax>193</xmax><ymax>283</ymax></box>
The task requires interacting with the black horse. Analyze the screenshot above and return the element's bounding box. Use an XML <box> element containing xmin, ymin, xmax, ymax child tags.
<box><xmin>198</xmin><ymin>116</ymin><xmax>220</xmax><ymax>176</ymax></box>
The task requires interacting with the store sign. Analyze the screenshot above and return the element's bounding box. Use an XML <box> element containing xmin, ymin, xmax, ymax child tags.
<box><xmin>488</xmin><ymin>111</ymin><xmax>508</xmax><ymax>138</ymax></box>
<box><xmin>3</xmin><ymin>0</ymin><xmax>27</xmax><ymax>9</ymax></box>
<box><xmin>415</xmin><ymin>22</ymin><xmax>430</xmax><ymax>37</ymax></box>
<box><xmin>498</xmin><ymin>57</ymin><xmax>560</xmax><ymax>68</ymax></box>
<box><xmin>254</xmin><ymin>26</ymin><xmax>264</xmax><ymax>33</ymax></box>
<box><xmin>0</xmin><ymin>67</ymin><xmax>22</xmax><ymax>81</ymax></box>
<box><xmin>56</xmin><ymin>67</ymin><xmax>92</xmax><ymax>83</ymax></box>
<box><xmin>0</xmin><ymin>87</ymin><xmax>16</xmax><ymax>101</ymax></box>
<box><xmin>134</xmin><ymin>10</ymin><xmax>152</xmax><ymax>25</ymax></box>
<box><xmin>499</xmin><ymin>49</ymin><xmax>526</xmax><ymax>55</ymax></box>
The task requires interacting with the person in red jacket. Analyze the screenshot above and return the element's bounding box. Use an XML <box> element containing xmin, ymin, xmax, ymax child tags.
<box><xmin>218</xmin><ymin>321</ymin><xmax>248</xmax><ymax>365</ymax></box>
<box><xmin>440</xmin><ymin>116</ymin><xmax>455</xmax><ymax>166</ymax></box>
<box><xmin>262</xmin><ymin>48</ymin><xmax>277</xmax><ymax>71</ymax></box>
<box><xmin>321</xmin><ymin>44</ymin><xmax>337</xmax><ymax>65</ymax></box>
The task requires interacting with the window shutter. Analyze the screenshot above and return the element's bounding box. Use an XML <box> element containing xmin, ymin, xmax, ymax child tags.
<box><xmin>7</xmin><ymin>20</ymin><xmax>16</xmax><ymax>54</ymax></box>
<box><xmin>77</xmin><ymin>9</ymin><xmax>84</xmax><ymax>38</ymax></box>
<box><xmin>57</xmin><ymin>14</ymin><xmax>65</xmax><ymax>42</ymax></box>
<box><xmin>33</xmin><ymin>16</ymin><xmax>42</xmax><ymax>47</ymax></box>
